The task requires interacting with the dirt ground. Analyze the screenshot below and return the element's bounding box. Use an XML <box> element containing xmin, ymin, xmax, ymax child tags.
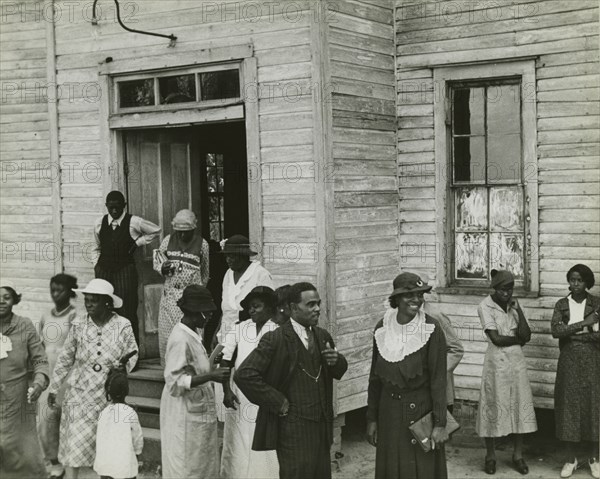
<box><xmin>77</xmin><ymin>407</ymin><xmax>594</xmax><ymax>479</ymax></box>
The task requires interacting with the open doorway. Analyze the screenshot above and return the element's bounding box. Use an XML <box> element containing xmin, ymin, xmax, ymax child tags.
<box><xmin>123</xmin><ymin>121</ymin><xmax>248</xmax><ymax>358</ymax></box>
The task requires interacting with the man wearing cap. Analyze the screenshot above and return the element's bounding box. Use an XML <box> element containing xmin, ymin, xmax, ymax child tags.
<box><xmin>235</xmin><ymin>282</ymin><xmax>347</xmax><ymax>479</ymax></box>
<box><xmin>93</xmin><ymin>190</ymin><xmax>161</xmax><ymax>343</ymax></box>
<box><xmin>154</xmin><ymin>209</ymin><xmax>209</xmax><ymax>366</ymax></box>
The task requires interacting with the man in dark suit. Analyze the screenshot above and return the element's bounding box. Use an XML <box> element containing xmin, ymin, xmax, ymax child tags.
<box><xmin>235</xmin><ymin>282</ymin><xmax>348</xmax><ymax>479</ymax></box>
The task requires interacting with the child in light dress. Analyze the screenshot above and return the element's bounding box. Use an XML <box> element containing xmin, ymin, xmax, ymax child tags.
<box><xmin>94</xmin><ymin>366</ymin><xmax>143</xmax><ymax>479</ymax></box>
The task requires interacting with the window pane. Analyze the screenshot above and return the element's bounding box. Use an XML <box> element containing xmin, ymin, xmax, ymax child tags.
<box><xmin>490</xmin><ymin>233</ymin><xmax>524</xmax><ymax>279</ymax></box>
<box><xmin>487</xmin><ymin>85</ymin><xmax>520</xmax><ymax>134</ymax></box>
<box><xmin>490</xmin><ymin>187</ymin><xmax>523</xmax><ymax>232</ymax></box>
<box><xmin>200</xmin><ymin>70</ymin><xmax>240</xmax><ymax>101</ymax></box>
<box><xmin>159</xmin><ymin>74</ymin><xmax>196</xmax><ymax>104</ymax></box>
<box><xmin>455</xmin><ymin>233</ymin><xmax>488</xmax><ymax>279</ymax></box>
<box><xmin>207</xmin><ymin>167</ymin><xmax>217</xmax><ymax>193</ymax></box>
<box><xmin>217</xmin><ymin>167</ymin><xmax>224</xmax><ymax>193</ymax></box>
<box><xmin>488</xmin><ymin>133</ymin><xmax>521</xmax><ymax>182</ymax></box>
<box><xmin>209</xmin><ymin>196</ymin><xmax>220</xmax><ymax>222</ymax></box>
<box><xmin>119</xmin><ymin>79</ymin><xmax>155</xmax><ymax>108</ymax></box>
<box><xmin>206</xmin><ymin>153</ymin><xmax>216</xmax><ymax>167</ymax></box>
<box><xmin>455</xmin><ymin>187</ymin><xmax>487</xmax><ymax>231</ymax></box>
<box><xmin>210</xmin><ymin>222</ymin><xmax>221</xmax><ymax>241</ymax></box>
<box><xmin>454</xmin><ymin>136</ymin><xmax>485</xmax><ymax>182</ymax></box>
<box><xmin>453</xmin><ymin>87</ymin><xmax>485</xmax><ymax>135</ymax></box>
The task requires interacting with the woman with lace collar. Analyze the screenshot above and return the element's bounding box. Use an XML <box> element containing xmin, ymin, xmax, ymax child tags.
<box><xmin>366</xmin><ymin>272</ymin><xmax>449</xmax><ymax>479</ymax></box>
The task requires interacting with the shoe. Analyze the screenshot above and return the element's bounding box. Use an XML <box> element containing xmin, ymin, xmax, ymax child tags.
<box><xmin>590</xmin><ymin>458</ymin><xmax>600</xmax><ymax>479</ymax></box>
<box><xmin>484</xmin><ymin>458</ymin><xmax>496</xmax><ymax>475</ymax></box>
<box><xmin>512</xmin><ymin>457</ymin><xmax>529</xmax><ymax>475</ymax></box>
<box><xmin>560</xmin><ymin>459</ymin><xmax>578</xmax><ymax>478</ymax></box>
<box><xmin>49</xmin><ymin>464</ymin><xmax>65</xmax><ymax>479</ymax></box>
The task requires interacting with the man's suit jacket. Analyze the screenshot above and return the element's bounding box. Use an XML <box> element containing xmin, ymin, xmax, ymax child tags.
<box><xmin>234</xmin><ymin>319</ymin><xmax>348</xmax><ymax>451</ymax></box>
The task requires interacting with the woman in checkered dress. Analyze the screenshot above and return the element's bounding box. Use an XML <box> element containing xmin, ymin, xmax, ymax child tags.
<box><xmin>47</xmin><ymin>279</ymin><xmax>138</xmax><ymax>479</ymax></box>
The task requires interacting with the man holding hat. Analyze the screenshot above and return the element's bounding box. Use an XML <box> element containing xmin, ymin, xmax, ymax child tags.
<box><xmin>154</xmin><ymin>209</ymin><xmax>209</xmax><ymax>366</ymax></box>
<box><xmin>93</xmin><ymin>190</ymin><xmax>161</xmax><ymax>344</ymax></box>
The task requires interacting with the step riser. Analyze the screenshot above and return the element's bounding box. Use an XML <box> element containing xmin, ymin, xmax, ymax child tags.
<box><xmin>129</xmin><ymin>379</ymin><xmax>164</xmax><ymax>399</ymax></box>
<box><xmin>138</xmin><ymin>411</ymin><xmax>160</xmax><ymax>429</ymax></box>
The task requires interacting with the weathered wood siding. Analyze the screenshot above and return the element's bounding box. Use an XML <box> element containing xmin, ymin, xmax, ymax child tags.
<box><xmin>0</xmin><ymin>0</ymin><xmax>55</xmax><ymax>322</ymax></box>
<box><xmin>395</xmin><ymin>0</ymin><xmax>600</xmax><ymax>407</ymax></box>
<box><xmin>328</xmin><ymin>0</ymin><xmax>398</xmax><ymax>413</ymax></box>
<box><xmin>50</xmin><ymin>0</ymin><xmax>319</xmax><ymax>286</ymax></box>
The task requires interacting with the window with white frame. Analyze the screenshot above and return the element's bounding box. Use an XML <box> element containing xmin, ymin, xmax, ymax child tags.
<box><xmin>434</xmin><ymin>61</ymin><xmax>538</xmax><ymax>292</ymax></box>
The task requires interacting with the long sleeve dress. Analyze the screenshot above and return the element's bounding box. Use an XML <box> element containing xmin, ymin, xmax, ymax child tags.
<box><xmin>160</xmin><ymin>323</ymin><xmax>219</xmax><ymax>479</ymax></box>
<box><xmin>551</xmin><ymin>293</ymin><xmax>600</xmax><ymax>442</ymax></box>
<box><xmin>154</xmin><ymin>233</ymin><xmax>210</xmax><ymax>366</ymax></box>
<box><xmin>37</xmin><ymin>304</ymin><xmax>77</xmax><ymax>462</ymax></box>
<box><xmin>0</xmin><ymin>314</ymin><xmax>49</xmax><ymax>479</ymax></box>
<box><xmin>476</xmin><ymin>295</ymin><xmax>537</xmax><ymax>437</ymax></box>
<box><xmin>215</xmin><ymin>261</ymin><xmax>274</xmax><ymax>420</ymax></box>
<box><xmin>367</xmin><ymin>310</ymin><xmax>448</xmax><ymax>479</ymax></box>
<box><xmin>220</xmin><ymin>319</ymin><xmax>280</xmax><ymax>479</ymax></box>
<box><xmin>48</xmin><ymin>314</ymin><xmax>138</xmax><ymax>467</ymax></box>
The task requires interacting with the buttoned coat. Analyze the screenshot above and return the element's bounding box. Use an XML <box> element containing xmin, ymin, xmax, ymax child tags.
<box><xmin>234</xmin><ymin>319</ymin><xmax>348</xmax><ymax>451</ymax></box>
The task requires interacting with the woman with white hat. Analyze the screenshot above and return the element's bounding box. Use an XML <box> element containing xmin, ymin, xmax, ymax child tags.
<box><xmin>0</xmin><ymin>280</ymin><xmax>49</xmax><ymax>479</ymax></box>
<box><xmin>154</xmin><ymin>209</ymin><xmax>210</xmax><ymax>366</ymax></box>
<box><xmin>47</xmin><ymin>278</ymin><xmax>138</xmax><ymax>479</ymax></box>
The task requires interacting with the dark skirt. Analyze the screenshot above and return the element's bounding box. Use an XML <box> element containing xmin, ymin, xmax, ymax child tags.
<box><xmin>554</xmin><ymin>340</ymin><xmax>600</xmax><ymax>442</ymax></box>
<box><xmin>376</xmin><ymin>384</ymin><xmax>447</xmax><ymax>479</ymax></box>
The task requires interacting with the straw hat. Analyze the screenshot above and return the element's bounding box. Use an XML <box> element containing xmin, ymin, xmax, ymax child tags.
<box><xmin>74</xmin><ymin>279</ymin><xmax>123</xmax><ymax>309</ymax></box>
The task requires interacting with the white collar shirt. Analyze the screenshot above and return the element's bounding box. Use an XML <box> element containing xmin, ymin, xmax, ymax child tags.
<box><xmin>567</xmin><ymin>294</ymin><xmax>587</xmax><ymax>327</ymax></box>
<box><xmin>290</xmin><ymin>318</ymin><xmax>311</xmax><ymax>350</ymax></box>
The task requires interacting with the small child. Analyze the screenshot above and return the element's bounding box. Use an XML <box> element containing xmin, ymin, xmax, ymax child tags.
<box><xmin>93</xmin><ymin>366</ymin><xmax>143</xmax><ymax>479</ymax></box>
<box><xmin>38</xmin><ymin>273</ymin><xmax>78</xmax><ymax>479</ymax></box>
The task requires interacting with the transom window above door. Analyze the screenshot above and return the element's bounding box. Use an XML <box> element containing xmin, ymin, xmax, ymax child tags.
<box><xmin>113</xmin><ymin>65</ymin><xmax>241</xmax><ymax>112</ymax></box>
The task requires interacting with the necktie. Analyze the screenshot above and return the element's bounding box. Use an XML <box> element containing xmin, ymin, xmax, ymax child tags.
<box><xmin>306</xmin><ymin>326</ymin><xmax>315</xmax><ymax>353</ymax></box>
<box><xmin>111</xmin><ymin>220</ymin><xmax>119</xmax><ymax>231</ymax></box>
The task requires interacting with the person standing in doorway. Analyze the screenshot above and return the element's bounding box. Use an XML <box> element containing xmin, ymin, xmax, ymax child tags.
<box><xmin>93</xmin><ymin>190</ymin><xmax>161</xmax><ymax>344</ymax></box>
<box><xmin>235</xmin><ymin>282</ymin><xmax>348</xmax><ymax>479</ymax></box>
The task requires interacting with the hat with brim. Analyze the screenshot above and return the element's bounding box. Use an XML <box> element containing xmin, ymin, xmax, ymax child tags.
<box><xmin>389</xmin><ymin>272</ymin><xmax>432</xmax><ymax>299</ymax></box>
<box><xmin>220</xmin><ymin>235</ymin><xmax>257</xmax><ymax>256</ymax></box>
<box><xmin>0</xmin><ymin>280</ymin><xmax>19</xmax><ymax>295</ymax></box>
<box><xmin>172</xmin><ymin>209</ymin><xmax>198</xmax><ymax>231</ymax></box>
<box><xmin>177</xmin><ymin>284</ymin><xmax>217</xmax><ymax>313</ymax></box>
<box><xmin>240</xmin><ymin>286</ymin><xmax>277</xmax><ymax>311</ymax></box>
<box><xmin>74</xmin><ymin>278</ymin><xmax>123</xmax><ymax>309</ymax></box>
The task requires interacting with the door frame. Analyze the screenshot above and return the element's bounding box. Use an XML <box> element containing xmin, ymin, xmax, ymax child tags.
<box><xmin>98</xmin><ymin>44</ymin><xmax>262</xmax><ymax>249</ymax></box>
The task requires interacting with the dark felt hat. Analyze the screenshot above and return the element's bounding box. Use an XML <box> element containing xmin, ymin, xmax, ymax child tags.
<box><xmin>240</xmin><ymin>286</ymin><xmax>277</xmax><ymax>311</ymax></box>
<box><xmin>220</xmin><ymin>235</ymin><xmax>257</xmax><ymax>256</ymax></box>
<box><xmin>490</xmin><ymin>269</ymin><xmax>515</xmax><ymax>289</ymax></box>
<box><xmin>389</xmin><ymin>272</ymin><xmax>432</xmax><ymax>299</ymax></box>
<box><xmin>177</xmin><ymin>284</ymin><xmax>217</xmax><ymax>312</ymax></box>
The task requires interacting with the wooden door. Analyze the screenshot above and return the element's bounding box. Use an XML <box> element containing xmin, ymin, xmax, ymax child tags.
<box><xmin>124</xmin><ymin>128</ymin><xmax>198</xmax><ymax>359</ymax></box>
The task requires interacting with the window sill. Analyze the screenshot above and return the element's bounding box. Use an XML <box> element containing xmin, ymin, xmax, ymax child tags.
<box><xmin>434</xmin><ymin>286</ymin><xmax>540</xmax><ymax>298</ymax></box>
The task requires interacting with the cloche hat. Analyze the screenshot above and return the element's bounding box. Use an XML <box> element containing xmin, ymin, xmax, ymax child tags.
<box><xmin>389</xmin><ymin>272</ymin><xmax>432</xmax><ymax>299</ymax></box>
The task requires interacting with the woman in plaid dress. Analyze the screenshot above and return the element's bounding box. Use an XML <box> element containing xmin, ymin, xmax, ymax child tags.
<box><xmin>48</xmin><ymin>279</ymin><xmax>138</xmax><ymax>479</ymax></box>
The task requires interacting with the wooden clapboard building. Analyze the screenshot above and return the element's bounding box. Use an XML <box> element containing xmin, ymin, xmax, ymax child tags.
<box><xmin>1</xmin><ymin>0</ymin><xmax>598</xmax><ymax>451</ymax></box>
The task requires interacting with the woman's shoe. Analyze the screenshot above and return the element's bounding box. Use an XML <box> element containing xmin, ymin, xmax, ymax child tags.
<box><xmin>560</xmin><ymin>459</ymin><xmax>578</xmax><ymax>478</ymax></box>
<box><xmin>484</xmin><ymin>458</ymin><xmax>496</xmax><ymax>475</ymax></box>
<box><xmin>590</xmin><ymin>458</ymin><xmax>600</xmax><ymax>479</ymax></box>
<box><xmin>512</xmin><ymin>457</ymin><xmax>529</xmax><ymax>475</ymax></box>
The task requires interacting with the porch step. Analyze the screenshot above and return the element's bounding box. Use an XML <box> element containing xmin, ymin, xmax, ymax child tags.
<box><xmin>128</xmin><ymin>396</ymin><xmax>161</xmax><ymax>429</ymax></box>
<box><xmin>129</xmin><ymin>366</ymin><xmax>164</xmax><ymax>399</ymax></box>
<box><xmin>140</xmin><ymin>427</ymin><xmax>161</xmax><ymax>469</ymax></box>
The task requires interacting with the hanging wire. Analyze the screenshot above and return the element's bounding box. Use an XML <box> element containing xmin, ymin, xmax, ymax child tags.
<box><xmin>92</xmin><ymin>0</ymin><xmax>177</xmax><ymax>47</ymax></box>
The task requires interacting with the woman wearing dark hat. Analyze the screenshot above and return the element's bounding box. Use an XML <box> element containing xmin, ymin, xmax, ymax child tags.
<box><xmin>220</xmin><ymin>286</ymin><xmax>279</xmax><ymax>478</ymax></box>
<box><xmin>0</xmin><ymin>280</ymin><xmax>49</xmax><ymax>479</ymax></box>
<box><xmin>160</xmin><ymin>284</ymin><xmax>231</xmax><ymax>479</ymax></box>
<box><xmin>47</xmin><ymin>279</ymin><xmax>138</xmax><ymax>479</ymax></box>
<box><xmin>366</xmin><ymin>272</ymin><xmax>449</xmax><ymax>479</ymax></box>
<box><xmin>215</xmin><ymin>234</ymin><xmax>274</xmax><ymax>420</ymax></box>
<box><xmin>551</xmin><ymin>264</ymin><xmax>599</xmax><ymax>479</ymax></box>
<box><xmin>476</xmin><ymin>269</ymin><xmax>537</xmax><ymax>476</ymax></box>
<box><xmin>154</xmin><ymin>209</ymin><xmax>210</xmax><ymax>366</ymax></box>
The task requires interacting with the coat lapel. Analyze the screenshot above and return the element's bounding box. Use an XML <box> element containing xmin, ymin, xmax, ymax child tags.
<box><xmin>281</xmin><ymin>320</ymin><xmax>299</xmax><ymax>387</ymax></box>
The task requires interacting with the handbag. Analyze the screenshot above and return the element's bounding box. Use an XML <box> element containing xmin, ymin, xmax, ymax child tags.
<box><xmin>408</xmin><ymin>410</ymin><xmax>460</xmax><ymax>453</ymax></box>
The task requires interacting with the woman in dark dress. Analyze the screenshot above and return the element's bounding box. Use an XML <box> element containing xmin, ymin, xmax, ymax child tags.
<box><xmin>366</xmin><ymin>272</ymin><xmax>449</xmax><ymax>479</ymax></box>
<box><xmin>551</xmin><ymin>264</ymin><xmax>599</xmax><ymax>479</ymax></box>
